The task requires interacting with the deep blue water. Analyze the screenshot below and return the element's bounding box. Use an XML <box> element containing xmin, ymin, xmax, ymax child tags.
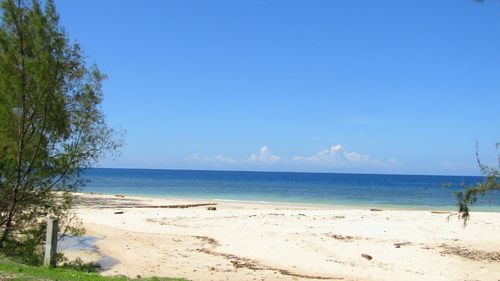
<box><xmin>80</xmin><ymin>168</ymin><xmax>500</xmax><ymax>211</ymax></box>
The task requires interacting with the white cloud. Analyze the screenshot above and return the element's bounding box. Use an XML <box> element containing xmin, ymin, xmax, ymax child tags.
<box><xmin>293</xmin><ymin>144</ymin><xmax>386</xmax><ymax>167</ymax></box>
<box><xmin>330</xmin><ymin>144</ymin><xmax>343</xmax><ymax>153</ymax></box>
<box><xmin>344</xmin><ymin>151</ymin><xmax>370</xmax><ymax>162</ymax></box>
<box><xmin>186</xmin><ymin>144</ymin><xmax>395</xmax><ymax>170</ymax></box>
<box><xmin>186</xmin><ymin>153</ymin><xmax>236</xmax><ymax>164</ymax></box>
<box><xmin>248</xmin><ymin>146</ymin><xmax>281</xmax><ymax>163</ymax></box>
<box><xmin>186</xmin><ymin>146</ymin><xmax>281</xmax><ymax>166</ymax></box>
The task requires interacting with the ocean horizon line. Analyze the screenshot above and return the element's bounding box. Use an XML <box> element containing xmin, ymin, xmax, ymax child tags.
<box><xmin>89</xmin><ymin>166</ymin><xmax>483</xmax><ymax>178</ymax></box>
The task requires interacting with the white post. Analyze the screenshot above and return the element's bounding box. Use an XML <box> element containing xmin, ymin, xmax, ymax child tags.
<box><xmin>44</xmin><ymin>219</ymin><xmax>58</xmax><ymax>267</ymax></box>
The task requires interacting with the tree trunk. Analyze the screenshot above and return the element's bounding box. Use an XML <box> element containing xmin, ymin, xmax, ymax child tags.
<box><xmin>0</xmin><ymin>187</ymin><xmax>19</xmax><ymax>247</ymax></box>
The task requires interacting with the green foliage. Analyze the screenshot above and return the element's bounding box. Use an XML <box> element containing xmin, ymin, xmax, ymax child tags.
<box><xmin>0</xmin><ymin>0</ymin><xmax>120</xmax><ymax>263</ymax></box>
<box><xmin>0</xmin><ymin>255</ymin><xmax>188</xmax><ymax>281</ymax></box>
<box><xmin>456</xmin><ymin>143</ymin><xmax>499</xmax><ymax>224</ymax></box>
<box><xmin>2</xmin><ymin>227</ymin><xmax>45</xmax><ymax>266</ymax></box>
<box><xmin>60</xmin><ymin>257</ymin><xmax>101</xmax><ymax>273</ymax></box>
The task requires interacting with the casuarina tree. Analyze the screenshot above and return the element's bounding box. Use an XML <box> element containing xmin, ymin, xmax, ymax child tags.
<box><xmin>0</xmin><ymin>0</ymin><xmax>119</xmax><ymax>263</ymax></box>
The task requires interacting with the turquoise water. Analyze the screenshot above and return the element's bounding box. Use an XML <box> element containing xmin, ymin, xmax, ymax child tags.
<box><xmin>81</xmin><ymin>168</ymin><xmax>500</xmax><ymax>211</ymax></box>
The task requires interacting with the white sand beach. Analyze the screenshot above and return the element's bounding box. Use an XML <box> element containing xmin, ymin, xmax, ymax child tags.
<box><xmin>65</xmin><ymin>193</ymin><xmax>500</xmax><ymax>281</ymax></box>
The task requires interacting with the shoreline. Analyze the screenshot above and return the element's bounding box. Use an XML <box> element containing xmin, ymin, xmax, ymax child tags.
<box><xmin>76</xmin><ymin>191</ymin><xmax>500</xmax><ymax>213</ymax></box>
<box><xmin>65</xmin><ymin>192</ymin><xmax>500</xmax><ymax>281</ymax></box>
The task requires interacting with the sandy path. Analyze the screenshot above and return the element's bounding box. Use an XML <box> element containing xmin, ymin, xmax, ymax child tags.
<box><xmin>66</xmin><ymin>193</ymin><xmax>500</xmax><ymax>281</ymax></box>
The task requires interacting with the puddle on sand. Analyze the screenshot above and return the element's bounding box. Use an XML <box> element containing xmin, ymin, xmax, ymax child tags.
<box><xmin>59</xmin><ymin>235</ymin><xmax>100</xmax><ymax>252</ymax></box>
<box><xmin>97</xmin><ymin>255</ymin><xmax>119</xmax><ymax>270</ymax></box>
<box><xmin>58</xmin><ymin>235</ymin><xmax>119</xmax><ymax>270</ymax></box>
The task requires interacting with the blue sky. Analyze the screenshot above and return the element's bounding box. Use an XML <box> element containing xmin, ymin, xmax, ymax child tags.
<box><xmin>54</xmin><ymin>0</ymin><xmax>499</xmax><ymax>175</ymax></box>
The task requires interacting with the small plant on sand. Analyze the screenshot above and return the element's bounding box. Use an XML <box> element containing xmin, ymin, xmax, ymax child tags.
<box><xmin>455</xmin><ymin>143</ymin><xmax>499</xmax><ymax>224</ymax></box>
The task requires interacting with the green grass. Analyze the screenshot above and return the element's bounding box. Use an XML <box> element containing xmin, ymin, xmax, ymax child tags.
<box><xmin>0</xmin><ymin>256</ymin><xmax>188</xmax><ymax>281</ymax></box>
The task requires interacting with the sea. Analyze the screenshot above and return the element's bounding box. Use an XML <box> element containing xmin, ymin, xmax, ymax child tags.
<box><xmin>80</xmin><ymin>168</ymin><xmax>500</xmax><ymax>211</ymax></box>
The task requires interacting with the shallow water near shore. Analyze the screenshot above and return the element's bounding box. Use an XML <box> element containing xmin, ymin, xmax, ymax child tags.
<box><xmin>59</xmin><ymin>235</ymin><xmax>119</xmax><ymax>270</ymax></box>
<box><xmin>80</xmin><ymin>168</ymin><xmax>500</xmax><ymax>211</ymax></box>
